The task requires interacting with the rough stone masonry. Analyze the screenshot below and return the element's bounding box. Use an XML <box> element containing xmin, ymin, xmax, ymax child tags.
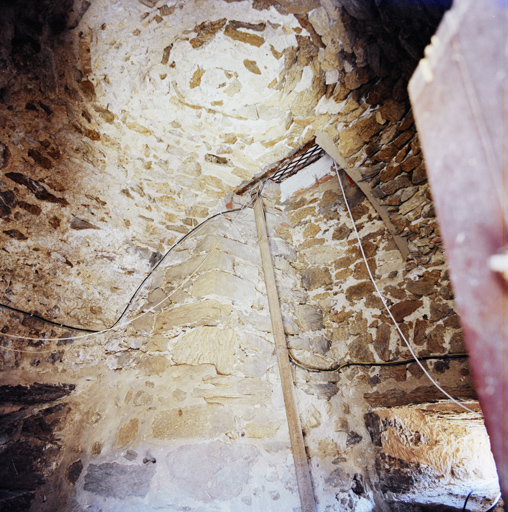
<box><xmin>0</xmin><ymin>0</ymin><xmax>501</xmax><ymax>511</ymax></box>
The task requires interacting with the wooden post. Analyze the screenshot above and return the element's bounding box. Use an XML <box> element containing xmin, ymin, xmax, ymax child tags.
<box><xmin>253</xmin><ymin>197</ymin><xmax>316</xmax><ymax>512</ymax></box>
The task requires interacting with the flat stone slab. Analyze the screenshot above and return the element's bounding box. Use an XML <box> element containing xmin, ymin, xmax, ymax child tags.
<box><xmin>83</xmin><ymin>462</ymin><xmax>155</xmax><ymax>499</ymax></box>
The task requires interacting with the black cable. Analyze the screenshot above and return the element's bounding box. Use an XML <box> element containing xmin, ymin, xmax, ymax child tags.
<box><xmin>463</xmin><ymin>490</ymin><xmax>502</xmax><ymax>511</ymax></box>
<box><xmin>463</xmin><ymin>490</ymin><xmax>474</xmax><ymax>511</ymax></box>
<box><xmin>486</xmin><ymin>493</ymin><xmax>502</xmax><ymax>511</ymax></box>
<box><xmin>288</xmin><ymin>351</ymin><xmax>469</xmax><ymax>374</ymax></box>
<box><xmin>0</xmin><ymin>302</ymin><xmax>97</xmax><ymax>333</ymax></box>
<box><xmin>0</xmin><ymin>207</ymin><xmax>244</xmax><ymax>333</ymax></box>
<box><xmin>108</xmin><ymin>207</ymin><xmax>243</xmax><ymax>329</ymax></box>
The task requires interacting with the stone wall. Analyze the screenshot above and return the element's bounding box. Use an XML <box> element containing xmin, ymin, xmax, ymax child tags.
<box><xmin>0</xmin><ymin>0</ymin><xmax>502</xmax><ymax>511</ymax></box>
<box><xmin>1</xmin><ymin>207</ymin><xmax>307</xmax><ymax>511</ymax></box>
<box><xmin>266</xmin><ymin>169</ymin><xmax>494</xmax><ymax>509</ymax></box>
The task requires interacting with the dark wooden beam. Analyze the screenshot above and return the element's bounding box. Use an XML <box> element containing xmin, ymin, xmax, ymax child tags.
<box><xmin>364</xmin><ymin>385</ymin><xmax>477</xmax><ymax>408</ymax></box>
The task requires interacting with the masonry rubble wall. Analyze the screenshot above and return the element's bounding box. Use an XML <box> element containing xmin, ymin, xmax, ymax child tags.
<box><xmin>0</xmin><ymin>0</ymin><xmax>499</xmax><ymax>511</ymax></box>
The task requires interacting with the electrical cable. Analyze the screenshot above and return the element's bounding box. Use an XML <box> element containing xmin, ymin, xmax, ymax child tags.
<box><xmin>0</xmin><ymin>207</ymin><xmax>242</xmax><ymax>333</ymax></box>
<box><xmin>0</xmin><ymin>194</ymin><xmax>259</xmax><ymax>349</ymax></box>
<box><xmin>288</xmin><ymin>351</ymin><xmax>468</xmax><ymax>373</ymax></box>
<box><xmin>333</xmin><ymin>162</ymin><xmax>482</xmax><ymax>416</ymax></box>
<box><xmin>486</xmin><ymin>493</ymin><xmax>502</xmax><ymax>511</ymax></box>
<box><xmin>462</xmin><ymin>490</ymin><xmax>502</xmax><ymax>511</ymax></box>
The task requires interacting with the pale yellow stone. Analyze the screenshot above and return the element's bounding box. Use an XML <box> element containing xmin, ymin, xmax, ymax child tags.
<box><xmin>303</xmin><ymin>223</ymin><xmax>321</xmax><ymax>238</ymax></box>
<box><xmin>165</xmin><ymin>251</ymin><xmax>234</xmax><ymax>281</ymax></box>
<box><xmin>117</xmin><ymin>418</ymin><xmax>139</xmax><ymax>447</ymax></box>
<box><xmin>172</xmin><ymin>326</ymin><xmax>236</xmax><ymax>374</ymax></box>
<box><xmin>197</xmin><ymin>235</ymin><xmax>261</xmax><ymax>264</ymax></box>
<box><xmin>193</xmin><ymin>375</ymin><xmax>272</xmax><ymax>405</ymax></box>
<box><xmin>152</xmin><ymin>404</ymin><xmax>234</xmax><ymax>440</ymax></box>
<box><xmin>245</xmin><ymin>421</ymin><xmax>281</xmax><ymax>438</ymax></box>
<box><xmin>156</xmin><ymin>300</ymin><xmax>232</xmax><ymax>330</ymax></box>
<box><xmin>302</xmin><ymin>245</ymin><xmax>339</xmax><ymax>265</ymax></box>
<box><xmin>145</xmin><ymin>335</ymin><xmax>170</xmax><ymax>352</ymax></box>
<box><xmin>190</xmin><ymin>270</ymin><xmax>257</xmax><ymax>303</ymax></box>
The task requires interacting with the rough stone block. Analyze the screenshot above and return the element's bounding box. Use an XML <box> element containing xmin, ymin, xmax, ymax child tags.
<box><xmin>152</xmin><ymin>404</ymin><xmax>234</xmax><ymax>440</ymax></box>
<box><xmin>239</xmin><ymin>310</ymin><xmax>273</xmax><ymax>332</ymax></box>
<box><xmin>269</xmin><ymin>237</ymin><xmax>297</xmax><ymax>260</ymax></box>
<box><xmin>166</xmin><ymin>442</ymin><xmax>259</xmax><ymax>502</ymax></box>
<box><xmin>193</xmin><ymin>375</ymin><xmax>272</xmax><ymax>405</ymax></box>
<box><xmin>172</xmin><ymin>326</ymin><xmax>236</xmax><ymax>375</ymax></box>
<box><xmin>165</xmin><ymin>250</ymin><xmax>234</xmax><ymax>281</ymax></box>
<box><xmin>190</xmin><ymin>270</ymin><xmax>258</xmax><ymax>304</ymax></box>
<box><xmin>155</xmin><ymin>300</ymin><xmax>232</xmax><ymax>330</ymax></box>
<box><xmin>245</xmin><ymin>420</ymin><xmax>281</xmax><ymax>438</ymax></box>
<box><xmin>83</xmin><ymin>463</ymin><xmax>155</xmax><ymax>498</ymax></box>
<box><xmin>117</xmin><ymin>418</ymin><xmax>139</xmax><ymax>447</ymax></box>
<box><xmin>301</xmin><ymin>245</ymin><xmax>339</xmax><ymax>265</ymax></box>
<box><xmin>295</xmin><ymin>304</ymin><xmax>324</xmax><ymax>331</ymax></box>
<box><xmin>196</xmin><ymin>235</ymin><xmax>261</xmax><ymax>264</ymax></box>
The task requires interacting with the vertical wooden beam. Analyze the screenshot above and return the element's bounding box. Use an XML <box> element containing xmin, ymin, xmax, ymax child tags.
<box><xmin>253</xmin><ymin>197</ymin><xmax>316</xmax><ymax>512</ymax></box>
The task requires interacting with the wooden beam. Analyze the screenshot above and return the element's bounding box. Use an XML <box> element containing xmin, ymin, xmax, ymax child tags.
<box><xmin>316</xmin><ymin>132</ymin><xmax>409</xmax><ymax>259</ymax></box>
<box><xmin>253</xmin><ymin>197</ymin><xmax>316</xmax><ymax>512</ymax></box>
<box><xmin>364</xmin><ymin>385</ymin><xmax>477</xmax><ymax>408</ymax></box>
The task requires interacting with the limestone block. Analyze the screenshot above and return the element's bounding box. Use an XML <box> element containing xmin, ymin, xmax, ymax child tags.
<box><xmin>288</xmin><ymin>334</ymin><xmax>330</xmax><ymax>354</ymax></box>
<box><xmin>129</xmin><ymin>313</ymin><xmax>155</xmax><ymax>335</ymax></box>
<box><xmin>301</xmin><ymin>267</ymin><xmax>333</xmax><ymax>290</ymax></box>
<box><xmin>269</xmin><ymin>237</ymin><xmax>297</xmax><ymax>260</ymax></box>
<box><xmin>301</xmin><ymin>244</ymin><xmax>339</xmax><ymax>265</ymax></box>
<box><xmin>172</xmin><ymin>326</ymin><xmax>237</xmax><ymax>375</ymax></box>
<box><xmin>152</xmin><ymin>404</ymin><xmax>234</xmax><ymax>440</ymax></box>
<box><xmin>165</xmin><ymin>250</ymin><xmax>234</xmax><ymax>281</ymax></box>
<box><xmin>282</xmin><ymin>314</ymin><xmax>300</xmax><ymax>335</ymax></box>
<box><xmin>145</xmin><ymin>335</ymin><xmax>170</xmax><ymax>352</ymax></box>
<box><xmin>238</xmin><ymin>332</ymin><xmax>274</xmax><ymax>355</ymax></box>
<box><xmin>309</xmin><ymin>6</ymin><xmax>331</xmax><ymax>36</ymax></box>
<box><xmin>234</xmin><ymin>261</ymin><xmax>259</xmax><ymax>281</ymax></box>
<box><xmin>155</xmin><ymin>300</ymin><xmax>232</xmax><ymax>330</ymax></box>
<box><xmin>196</xmin><ymin>235</ymin><xmax>261</xmax><ymax>264</ymax></box>
<box><xmin>193</xmin><ymin>375</ymin><xmax>272</xmax><ymax>405</ymax></box>
<box><xmin>166</xmin><ymin>442</ymin><xmax>259</xmax><ymax>502</ymax></box>
<box><xmin>245</xmin><ymin>420</ymin><xmax>282</xmax><ymax>438</ymax></box>
<box><xmin>295</xmin><ymin>304</ymin><xmax>324</xmax><ymax>331</ymax></box>
<box><xmin>190</xmin><ymin>270</ymin><xmax>257</xmax><ymax>304</ymax></box>
<box><xmin>239</xmin><ymin>310</ymin><xmax>273</xmax><ymax>332</ymax></box>
<box><xmin>239</xmin><ymin>355</ymin><xmax>272</xmax><ymax>377</ymax></box>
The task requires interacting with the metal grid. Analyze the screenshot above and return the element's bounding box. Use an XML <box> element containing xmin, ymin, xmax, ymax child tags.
<box><xmin>235</xmin><ymin>137</ymin><xmax>326</xmax><ymax>195</ymax></box>
<box><xmin>269</xmin><ymin>143</ymin><xmax>326</xmax><ymax>183</ymax></box>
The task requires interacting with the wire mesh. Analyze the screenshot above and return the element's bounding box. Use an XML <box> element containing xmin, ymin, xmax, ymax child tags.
<box><xmin>269</xmin><ymin>143</ymin><xmax>326</xmax><ymax>183</ymax></box>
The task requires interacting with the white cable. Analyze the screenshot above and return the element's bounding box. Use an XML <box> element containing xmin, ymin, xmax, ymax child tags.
<box><xmin>334</xmin><ymin>163</ymin><xmax>481</xmax><ymax>417</ymax></box>
<box><xmin>0</xmin><ymin>196</ymin><xmax>258</xmax><ymax>346</ymax></box>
